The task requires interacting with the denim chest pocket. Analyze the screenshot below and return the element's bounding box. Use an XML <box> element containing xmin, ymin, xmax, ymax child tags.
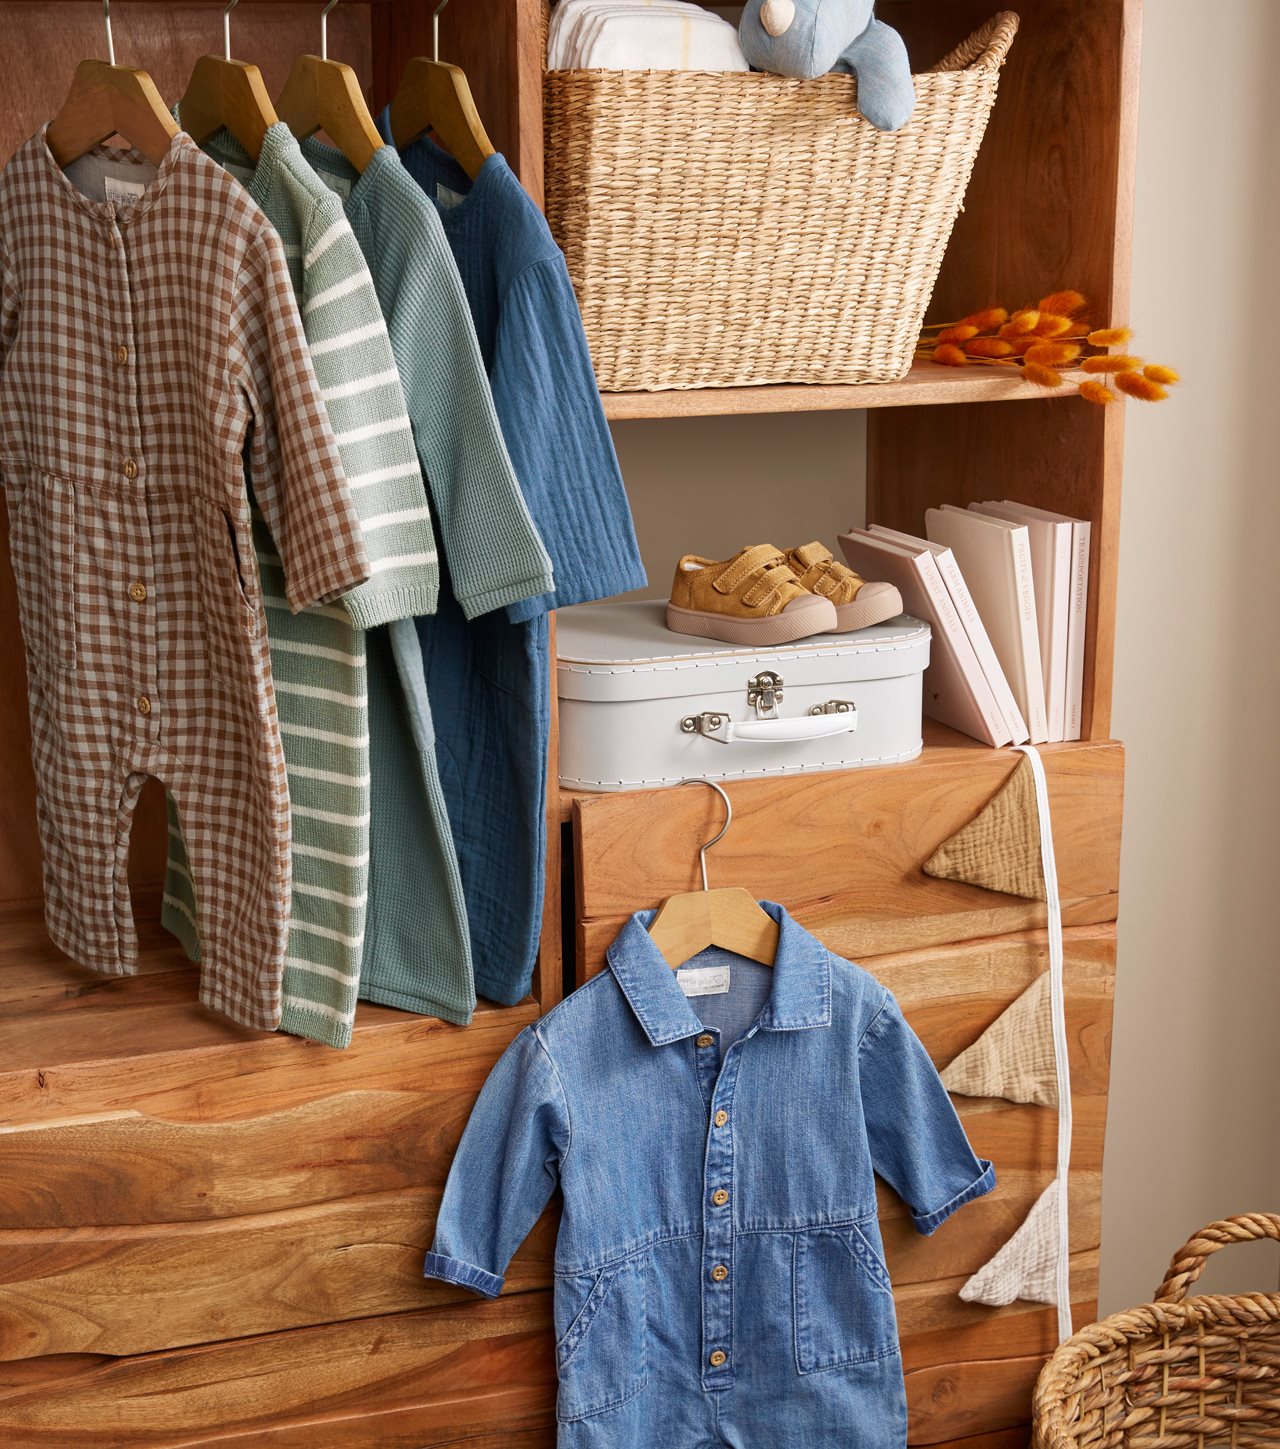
<box><xmin>7</xmin><ymin>470</ymin><xmax>77</xmax><ymax>673</ymax></box>
<box><xmin>554</xmin><ymin>1251</ymin><xmax>648</xmax><ymax>1423</ymax></box>
<box><xmin>793</xmin><ymin>1223</ymin><xmax>899</xmax><ymax>1373</ymax></box>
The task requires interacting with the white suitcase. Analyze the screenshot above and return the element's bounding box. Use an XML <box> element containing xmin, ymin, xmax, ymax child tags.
<box><xmin>556</xmin><ymin>601</ymin><xmax>930</xmax><ymax>792</ymax></box>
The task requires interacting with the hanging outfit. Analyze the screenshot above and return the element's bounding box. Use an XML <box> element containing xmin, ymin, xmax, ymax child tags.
<box><xmin>424</xmin><ymin>904</ymin><xmax>996</xmax><ymax>1446</ymax></box>
<box><xmin>0</xmin><ymin>131</ymin><xmax>367</xmax><ymax>1030</ymax></box>
<box><xmin>160</xmin><ymin>120</ymin><xmax>445</xmax><ymax>1049</ymax></box>
<box><xmin>298</xmin><ymin>137</ymin><xmax>555</xmax><ymax>1020</ymax></box>
<box><xmin>381</xmin><ymin>123</ymin><xmax>647</xmax><ymax>1005</ymax></box>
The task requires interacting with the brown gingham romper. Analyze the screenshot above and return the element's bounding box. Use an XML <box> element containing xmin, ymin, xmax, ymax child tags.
<box><xmin>0</xmin><ymin>130</ymin><xmax>369</xmax><ymax>1030</ymax></box>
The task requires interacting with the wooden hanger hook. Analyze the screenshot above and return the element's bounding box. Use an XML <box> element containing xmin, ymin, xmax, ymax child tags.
<box><xmin>677</xmin><ymin>777</ymin><xmax>732</xmax><ymax>892</ymax></box>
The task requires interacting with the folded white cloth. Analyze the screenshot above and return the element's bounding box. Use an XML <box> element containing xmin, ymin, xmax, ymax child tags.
<box><xmin>548</xmin><ymin>0</ymin><xmax>749</xmax><ymax>71</ymax></box>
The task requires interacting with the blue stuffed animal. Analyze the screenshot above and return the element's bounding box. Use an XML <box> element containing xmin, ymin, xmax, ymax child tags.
<box><xmin>739</xmin><ymin>0</ymin><xmax>915</xmax><ymax>132</ymax></box>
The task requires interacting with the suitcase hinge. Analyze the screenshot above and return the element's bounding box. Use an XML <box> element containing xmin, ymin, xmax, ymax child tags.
<box><xmin>808</xmin><ymin>699</ymin><xmax>857</xmax><ymax>716</ymax></box>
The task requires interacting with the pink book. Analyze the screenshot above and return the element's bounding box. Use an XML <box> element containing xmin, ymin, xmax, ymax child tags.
<box><xmin>839</xmin><ymin>529</ymin><xmax>1011</xmax><ymax>747</ymax></box>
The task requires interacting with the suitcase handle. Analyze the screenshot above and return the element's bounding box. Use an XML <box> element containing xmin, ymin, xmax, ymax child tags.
<box><xmin>680</xmin><ymin>703</ymin><xmax>858</xmax><ymax>744</ymax></box>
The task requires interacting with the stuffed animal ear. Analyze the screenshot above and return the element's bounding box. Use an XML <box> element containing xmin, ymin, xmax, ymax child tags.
<box><xmin>760</xmin><ymin>0</ymin><xmax>796</xmax><ymax>37</ymax></box>
<box><xmin>841</xmin><ymin>17</ymin><xmax>916</xmax><ymax>131</ymax></box>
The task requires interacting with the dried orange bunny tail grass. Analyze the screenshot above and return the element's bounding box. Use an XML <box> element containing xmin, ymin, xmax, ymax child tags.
<box><xmin>1144</xmin><ymin>363</ymin><xmax>1180</xmax><ymax>385</ymax></box>
<box><xmin>960</xmin><ymin>307</ymin><xmax>1008</xmax><ymax>331</ymax></box>
<box><xmin>933</xmin><ymin>343</ymin><xmax>968</xmax><ymax>367</ymax></box>
<box><xmin>1088</xmin><ymin>327</ymin><xmax>1133</xmax><ymax>347</ymax></box>
<box><xmin>1025</xmin><ymin>342</ymin><xmax>1081</xmax><ymax>367</ymax></box>
<box><xmin>1038</xmin><ymin>290</ymin><xmax>1087</xmax><ymax>316</ymax></box>
<box><xmin>1034</xmin><ymin>313</ymin><xmax>1076</xmax><ymax>338</ymax></box>
<box><xmin>1082</xmin><ymin>354</ymin><xmax>1143</xmax><ymax>374</ymax></box>
<box><xmin>1024</xmin><ymin>362</ymin><xmax>1065</xmax><ymax>388</ymax></box>
<box><xmin>1116</xmin><ymin>370</ymin><xmax>1168</xmax><ymax>401</ymax></box>
<box><xmin>936</xmin><ymin>324</ymin><xmax>980</xmax><ymax>345</ymax></box>
<box><xmin>1079</xmin><ymin>380</ymin><xmax>1116</xmax><ymax>405</ymax></box>
<box><xmin>1002</xmin><ymin>309</ymin><xmax>1041</xmax><ymax>336</ymax></box>
<box><xmin>965</xmin><ymin>338</ymin><xmax>1016</xmax><ymax>358</ymax></box>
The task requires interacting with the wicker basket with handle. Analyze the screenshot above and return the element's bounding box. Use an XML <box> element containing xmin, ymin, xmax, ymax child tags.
<box><xmin>1033</xmin><ymin>1213</ymin><xmax>1280</xmax><ymax>1449</ymax></box>
<box><xmin>543</xmin><ymin>11</ymin><xmax>1019</xmax><ymax>392</ymax></box>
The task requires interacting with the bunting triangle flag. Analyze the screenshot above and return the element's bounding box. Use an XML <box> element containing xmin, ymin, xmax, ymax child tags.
<box><xmin>922</xmin><ymin>754</ymin><xmax>1047</xmax><ymax>901</ymax></box>
<box><xmin>941</xmin><ymin>972</ymin><xmax>1058</xmax><ymax>1107</ymax></box>
<box><xmin>960</xmin><ymin>1181</ymin><xmax>1060</xmax><ymax>1308</ymax></box>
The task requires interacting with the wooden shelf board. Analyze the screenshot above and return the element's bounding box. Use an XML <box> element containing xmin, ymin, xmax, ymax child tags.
<box><xmin>0</xmin><ymin>896</ymin><xmax>538</xmax><ymax>1083</ymax></box>
<box><xmin>601</xmin><ymin>362</ymin><xmax>1088</xmax><ymax>420</ymax></box>
<box><xmin>559</xmin><ymin>718</ymin><xmax>1093</xmax><ymax>820</ymax></box>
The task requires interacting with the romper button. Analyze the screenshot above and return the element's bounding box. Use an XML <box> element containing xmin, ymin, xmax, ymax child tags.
<box><xmin>711</xmin><ymin>1264</ymin><xmax>728</xmax><ymax>1282</ymax></box>
<box><xmin>714</xmin><ymin>1110</ymin><xmax>728</xmax><ymax>1127</ymax></box>
<box><xmin>116</xmin><ymin>344</ymin><xmax>129</xmax><ymax>364</ymax></box>
<box><xmin>712</xmin><ymin>1189</ymin><xmax>729</xmax><ymax>1207</ymax></box>
<box><xmin>129</xmin><ymin>581</ymin><xmax>147</xmax><ymax>603</ymax></box>
<box><xmin>696</xmin><ymin>1034</ymin><xmax>714</xmax><ymax>1048</ymax></box>
<box><xmin>137</xmin><ymin>695</ymin><xmax>151</xmax><ymax>716</ymax></box>
<box><xmin>709</xmin><ymin>1350</ymin><xmax>727</xmax><ymax>1368</ymax></box>
<box><xmin>123</xmin><ymin>458</ymin><xmax>138</xmax><ymax>479</ymax></box>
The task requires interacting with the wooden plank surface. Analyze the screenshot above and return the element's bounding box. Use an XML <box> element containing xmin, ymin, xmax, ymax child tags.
<box><xmin>601</xmin><ymin>361</ymin><xmax>1091</xmax><ymax>420</ymax></box>
<box><xmin>573</xmin><ymin>740</ymin><xmax>1122</xmax><ymax>977</ymax></box>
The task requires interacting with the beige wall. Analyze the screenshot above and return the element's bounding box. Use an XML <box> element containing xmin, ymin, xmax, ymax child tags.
<box><xmin>606</xmin><ymin>1</ymin><xmax>1280</xmax><ymax>1316</ymax></box>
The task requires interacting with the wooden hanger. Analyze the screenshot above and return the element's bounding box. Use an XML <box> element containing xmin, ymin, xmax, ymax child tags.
<box><xmin>46</xmin><ymin>1</ymin><xmax>179</xmax><ymax>169</ymax></box>
<box><xmin>179</xmin><ymin>0</ymin><xmax>278</xmax><ymax>162</ymax></box>
<box><xmin>276</xmin><ymin>0</ymin><xmax>383</xmax><ymax>173</ymax></box>
<box><xmin>648</xmin><ymin>779</ymin><xmax>780</xmax><ymax>970</ymax></box>
<box><xmin>387</xmin><ymin>1</ymin><xmax>495</xmax><ymax>180</ymax></box>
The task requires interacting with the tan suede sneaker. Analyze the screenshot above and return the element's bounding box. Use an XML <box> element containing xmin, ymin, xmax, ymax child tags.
<box><xmin>667</xmin><ymin>545</ymin><xmax>838</xmax><ymax>645</ymax></box>
<box><xmin>783</xmin><ymin>542</ymin><xmax>903</xmax><ymax>632</ymax></box>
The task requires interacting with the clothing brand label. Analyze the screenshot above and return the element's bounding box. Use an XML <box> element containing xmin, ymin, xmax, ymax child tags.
<box><xmin>436</xmin><ymin>183</ymin><xmax>466</xmax><ymax>209</ymax></box>
<box><xmin>317</xmin><ymin>170</ymin><xmax>353</xmax><ymax>200</ymax></box>
<box><xmin>104</xmin><ymin>176</ymin><xmax>145</xmax><ymax>203</ymax></box>
<box><xmin>676</xmin><ymin>965</ymin><xmax>731</xmax><ymax>997</ymax></box>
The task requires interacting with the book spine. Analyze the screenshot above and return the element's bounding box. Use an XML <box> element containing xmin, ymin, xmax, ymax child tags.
<box><xmin>933</xmin><ymin>548</ymin><xmax>1029</xmax><ymax>744</ymax></box>
<box><xmin>1011</xmin><ymin>528</ymin><xmax>1049</xmax><ymax>742</ymax></box>
<box><xmin>1046</xmin><ymin>525</ymin><xmax>1073</xmax><ymax>742</ymax></box>
<box><xmin>1064</xmin><ymin>522</ymin><xmax>1092</xmax><ymax>740</ymax></box>
<box><xmin>913</xmin><ymin>554</ymin><xmax>1011</xmax><ymax>747</ymax></box>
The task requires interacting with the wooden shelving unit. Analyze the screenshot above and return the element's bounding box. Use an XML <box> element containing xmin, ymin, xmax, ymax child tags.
<box><xmin>0</xmin><ymin>0</ymin><xmax>1138</xmax><ymax>1443</ymax></box>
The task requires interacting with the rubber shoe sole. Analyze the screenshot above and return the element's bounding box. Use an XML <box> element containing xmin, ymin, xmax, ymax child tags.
<box><xmin>830</xmin><ymin>581</ymin><xmax>904</xmax><ymax>633</ymax></box>
<box><xmin>666</xmin><ymin>593</ymin><xmax>838</xmax><ymax>646</ymax></box>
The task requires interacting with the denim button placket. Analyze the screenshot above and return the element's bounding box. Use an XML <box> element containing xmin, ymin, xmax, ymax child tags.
<box><xmin>700</xmin><ymin>1032</ymin><xmax>749</xmax><ymax>1391</ymax></box>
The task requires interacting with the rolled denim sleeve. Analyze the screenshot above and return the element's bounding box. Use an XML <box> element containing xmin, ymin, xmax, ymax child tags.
<box><xmin>859</xmin><ymin>988</ymin><xmax>995</xmax><ymax>1236</ymax></box>
<box><xmin>424</xmin><ymin>1023</ymin><xmax>571</xmax><ymax>1296</ymax></box>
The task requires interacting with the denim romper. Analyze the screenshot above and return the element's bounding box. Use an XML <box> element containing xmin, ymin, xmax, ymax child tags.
<box><xmin>424</xmin><ymin>904</ymin><xmax>996</xmax><ymax>1447</ymax></box>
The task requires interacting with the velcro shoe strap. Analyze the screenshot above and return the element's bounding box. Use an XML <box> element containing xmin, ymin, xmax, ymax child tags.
<box><xmin>714</xmin><ymin>544</ymin><xmax>787</xmax><ymax>595</ymax></box>
<box><xmin>791</xmin><ymin>542</ymin><xmax>833</xmax><ymax>571</ymax></box>
<box><xmin>742</xmin><ymin>564</ymin><xmax>797</xmax><ymax>613</ymax></box>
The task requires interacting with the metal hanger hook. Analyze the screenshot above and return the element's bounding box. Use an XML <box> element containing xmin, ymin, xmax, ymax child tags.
<box><xmin>102</xmin><ymin>0</ymin><xmax>115</xmax><ymax>67</ymax></box>
<box><xmin>678</xmin><ymin>778</ymin><xmax>732</xmax><ymax>892</ymax></box>
<box><xmin>433</xmin><ymin>0</ymin><xmax>450</xmax><ymax>63</ymax></box>
<box><xmin>320</xmin><ymin>0</ymin><xmax>340</xmax><ymax>62</ymax></box>
<box><xmin>223</xmin><ymin>0</ymin><xmax>238</xmax><ymax>62</ymax></box>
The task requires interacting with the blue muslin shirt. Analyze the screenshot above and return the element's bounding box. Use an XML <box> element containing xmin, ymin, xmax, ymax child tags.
<box><xmin>380</xmin><ymin>118</ymin><xmax>646</xmax><ymax>1005</ymax></box>
<box><xmin>424</xmin><ymin>903</ymin><xmax>996</xmax><ymax>1446</ymax></box>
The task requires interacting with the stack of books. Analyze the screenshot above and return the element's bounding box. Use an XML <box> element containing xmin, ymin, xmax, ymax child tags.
<box><xmin>839</xmin><ymin>503</ymin><xmax>1091</xmax><ymax>747</ymax></box>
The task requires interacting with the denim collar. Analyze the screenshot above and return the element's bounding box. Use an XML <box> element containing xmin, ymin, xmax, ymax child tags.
<box><xmin>607</xmin><ymin>901</ymin><xmax>832</xmax><ymax>1047</ymax></box>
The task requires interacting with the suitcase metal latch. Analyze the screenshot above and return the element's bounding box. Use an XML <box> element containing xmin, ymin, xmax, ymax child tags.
<box><xmin>746</xmin><ymin>671</ymin><xmax>784</xmax><ymax>719</ymax></box>
<box><xmin>808</xmin><ymin>699</ymin><xmax>857</xmax><ymax>717</ymax></box>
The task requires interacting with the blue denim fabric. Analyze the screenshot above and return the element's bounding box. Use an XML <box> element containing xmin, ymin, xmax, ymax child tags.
<box><xmin>424</xmin><ymin>903</ymin><xmax>996</xmax><ymax>1445</ymax></box>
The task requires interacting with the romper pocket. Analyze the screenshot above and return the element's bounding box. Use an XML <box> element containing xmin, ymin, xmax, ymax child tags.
<box><xmin>5</xmin><ymin>470</ymin><xmax>77</xmax><ymax>673</ymax></box>
<box><xmin>554</xmin><ymin>1252</ymin><xmax>648</xmax><ymax>1423</ymax></box>
<box><xmin>200</xmin><ymin>500</ymin><xmax>260</xmax><ymax>684</ymax></box>
<box><xmin>793</xmin><ymin>1222</ymin><xmax>899</xmax><ymax>1374</ymax></box>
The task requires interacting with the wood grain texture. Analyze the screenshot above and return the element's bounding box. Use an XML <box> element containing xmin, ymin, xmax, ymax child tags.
<box><xmin>0</xmin><ymin>906</ymin><xmax>537</xmax><ymax>1126</ymax></box>
<box><xmin>573</xmin><ymin>740</ymin><xmax>1123</xmax><ymax>977</ymax></box>
<box><xmin>0</xmin><ymin>1296</ymin><xmax>557</xmax><ymax>1447</ymax></box>
<box><xmin>0</xmin><ymin>1190</ymin><xmax>554</xmax><ymax>1359</ymax></box>
<box><xmin>601</xmin><ymin>361</ymin><xmax>1093</xmax><ymax>419</ymax></box>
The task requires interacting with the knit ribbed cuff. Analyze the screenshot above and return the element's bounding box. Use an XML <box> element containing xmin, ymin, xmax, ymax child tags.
<box><xmin>343</xmin><ymin>580</ymin><xmax>440</xmax><ymax>629</ymax></box>
<box><xmin>457</xmin><ymin>567</ymin><xmax>557</xmax><ymax>622</ymax></box>
<box><xmin>278</xmin><ymin>999</ymin><xmax>355</xmax><ymax>1050</ymax></box>
<box><xmin>358</xmin><ymin>980</ymin><xmax>475</xmax><ymax>1026</ymax></box>
<box><xmin>913</xmin><ymin>1160</ymin><xmax>997</xmax><ymax>1237</ymax></box>
<box><xmin>423</xmin><ymin>1252</ymin><xmax>503</xmax><ymax>1298</ymax></box>
<box><xmin>160</xmin><ymin>900</ymin><xmax>202</xmax><ymax>964</ymax></box>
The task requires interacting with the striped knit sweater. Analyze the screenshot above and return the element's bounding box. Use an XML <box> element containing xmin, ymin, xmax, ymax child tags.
<box><xmin>163</xmin><ymin>122</ymin><xmax>443</xmax><ymax>1048</ymax></box>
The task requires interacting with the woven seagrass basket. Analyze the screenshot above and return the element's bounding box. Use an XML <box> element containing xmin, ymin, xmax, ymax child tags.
<box><xmin>543</xmin><ymin>11</ymin><xmax>1019</xmax><ymax>392</ymax></box>
<box><xmin>1034</xmin><ymin>1214</ymin><xmax>1280</xmax><ymax>1449</ymax></box>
